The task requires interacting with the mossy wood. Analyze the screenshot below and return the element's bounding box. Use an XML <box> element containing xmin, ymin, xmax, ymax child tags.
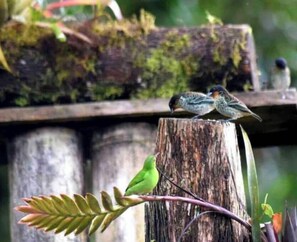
<box><xmin>145</xmin><ymin>118</ymin><xmax>250</xmax><ymax>242</ymax></box>
<box><xmin>0</xmin><ymin>21</ymin><xmax>258</xmax><ymax>107</ymax></box>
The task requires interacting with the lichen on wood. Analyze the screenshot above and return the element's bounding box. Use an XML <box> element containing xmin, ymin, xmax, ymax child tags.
<box><xmin>0</xmin><ymin>11</ymin><xmax>258</xmax><ymax>107</ymax></box>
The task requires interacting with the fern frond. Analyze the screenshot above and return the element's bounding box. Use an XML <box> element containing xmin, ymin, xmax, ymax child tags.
<box><xmin>15</xmin><ymin>187</ymin><xmax>144</xmax><ymax>236</ymax></box>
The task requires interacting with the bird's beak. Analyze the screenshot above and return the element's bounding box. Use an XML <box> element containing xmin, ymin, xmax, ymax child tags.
<box><xmin>207</xmin><ymin>92</ymin><xmax>213</xmax><ymax>97</ymax></box>
<box><xmin>170</xmin><ymin>107</ymin><xmax>174</xmax><ymax>114</ymax></box>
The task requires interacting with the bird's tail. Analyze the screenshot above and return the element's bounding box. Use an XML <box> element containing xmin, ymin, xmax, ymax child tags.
<box><xmin>251</xmin><ymin>112</ymin><xmax>262</xmax><ymax>122</ymax></box>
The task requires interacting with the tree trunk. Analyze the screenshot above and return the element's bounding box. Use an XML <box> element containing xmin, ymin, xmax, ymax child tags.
<box><xmin>91</xmin><ymin>122</ymin><xmax>157</xmax><ymax>242</ymax></box>
<box><xmin>0</xmin><ymin>22</ymin><xmax>258</xmax><ymax>107</ymax></box>
<box><xmin>146</xmin><ymin>118</ymin><xmax>249</xmax><ymax>242</ymax></box>
<box><xmin>8</xmin><ymin>127</ymin><xmax>85</xmax><ymax>242</ymax></box>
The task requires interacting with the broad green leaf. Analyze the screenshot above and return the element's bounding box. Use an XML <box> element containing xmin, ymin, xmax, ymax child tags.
<box><xmin>113</xmin><ymin>187</ymin><xmax>128</xmax><ymax>206</ymax></box>
<box><xmin>40</xmin><ymin>195</ymin><xmax>59</xmax><ymax>214</ymax></box>
<box><xmin>28</xmin><ymin>214</ymin><xmax>48</xmax><ymax>227</ymax></box>
<box><xmin>74</xmin><ymin>194</ymin><xmax>92</xmax><ymax>214</ymax></box>
<box><xmin>31</xmin><ymin>196</ymin><xmax>53</xmax><ymax>214</ymax></box>
<box><xmin>60</xmin><ymin>194</ymin><xmax>80</xmax><ymax>215</ymax></box>
<box><xmin>100</xmin><ymin>207</ymin><xmax>128</xmax><ymax>233</ymax></box>
<box><xmin>51</xmin><ymin>195</ymin><xmax>71</xmax><ymax>215</ymax></box>
<box><xmin>64</xmin><ymin>216</ymin><xmax>84</xmax><ymax>236</ymax></box>
<box><xmin>101</xmin><ymin>191</ymin><xmax>115</xmax><ymax>212</ymax></box>
<box><xmin>35</xmin><ymin>215</ymin><xmax>57</xmax><ymax>229</ymax></box>
<box><xmin>88</xmin><ymin>214</ymin><xmax>106</xmax><ymax>235</ymax></box>
<box><xmin>55</xmin><ymin>217</ymin><xmax>74</xmax><ymax>234</ymax></box>
<box><xmin>44</xmin><ymin>216</ymin><xmax>65</xmax><ymax>232</ymax></box>
<box><xmin>86</xmin><ymin>193</ymin><xmax>101</xmax><ymax>214</ymax></box>
<box><xmin>240</xmin><ymin>125</ymin><xmax>261</xmax><ymax>242</ymax></box>
<box><xmin>75</xmin><ymin>215</ymin><xmax>94</xmax><ymax>235</ymax></box>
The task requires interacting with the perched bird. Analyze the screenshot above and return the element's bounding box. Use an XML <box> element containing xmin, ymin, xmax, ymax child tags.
<box><xmin>169</xmin><ymin>92</ymin><xmax>215</xmax><ymax>119</ymax></box>
<box><xmin>270</xmin><ymin>57</ymin><xmax>291</xmax><ymax>99</ymax></box>
<box><xmin>208</xmin><ymin>85</ymin><xmax>262</xmax><ymax>122</ymax></box>
<box><xmin>125</xmin><ymin>154</ymin><xmax>159</xmax><ymax>196</ymax></box>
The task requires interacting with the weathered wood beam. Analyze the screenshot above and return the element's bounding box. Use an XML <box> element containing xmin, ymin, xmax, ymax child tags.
<box><xmin>0</xmin><ymin>90</ymin><xmax>295</xmax><ymax>124</ymax></box>
<box><xmin>0</xmin><ymin>21</ymin><xmax>258</xmax><ymax>107</ymax></box>
<box><xmin>0</xmin><ymin>90</ymin><xmax>296</xmax><ymax>147</ymax></box>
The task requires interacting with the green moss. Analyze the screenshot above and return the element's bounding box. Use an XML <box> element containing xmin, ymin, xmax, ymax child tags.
<box><xmin>0</xmin><ymin>23</ymin><xmax>51</xmax><ymax>46</ymax></box>
<box><xmin>93</xmin><ymin>9</ymin><xmax>155</xmax><ymax>51</ymax></box>
<box><xmin>133</xmin><ymin>31</ymin><xmax>197</xmax><ymax>99</ymax></box>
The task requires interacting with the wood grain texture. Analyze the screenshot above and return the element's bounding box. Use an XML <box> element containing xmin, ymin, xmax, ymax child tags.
<box><xmin>91</xmin><ymin>122</ymin><xmax>157</xmax><ymax>242</ymax></box>
<box><xmin>8</xmin><ymin>128</ymin><xmax>85</xmax><ymax>242</ymax></box>
<box><xmin>145</xmin><ymin>118</ymin><xmax>249</xmax><ymax>242</ymax></box>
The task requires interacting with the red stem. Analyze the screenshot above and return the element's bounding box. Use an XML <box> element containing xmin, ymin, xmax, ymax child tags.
<box><xmin>139</xmin><ymin>195</ymin><xmax>251</xmax><ymax>230</ymax></box>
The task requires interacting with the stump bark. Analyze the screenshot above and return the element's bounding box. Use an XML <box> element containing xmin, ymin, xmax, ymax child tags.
<box><xmin>146</xmin><ymin>118</ymin><xmax>249</xmax><ymax>242</ymax></box>
<box><xmin>8</xmin><ymin>127</ymin><xmax>85</xmax><ymax>242</ymax></box>
<box><xmin>91</xmin><ymin>122</ymin><xmax>157</xmax><ymax>242</ymax></box>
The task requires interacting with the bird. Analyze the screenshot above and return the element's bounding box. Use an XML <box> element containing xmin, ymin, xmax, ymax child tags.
<box><xmin>207</xmin><ymin>85</ymin><xmax>262</xmax><ymax>122</ymax></box>
<box><xmin>270</xmin><ymin>57</ymin><xmax>291</xmax><ymax>99</ymax></box>
<box><xmin>169</xmin><ymin>92</ymin><xmax>215</xmax><ymax>119</ymax></box>
<box><xmin>125</xmin><ymin>154</ymin><xmax>159</xmax><ymax>196</ymax></box>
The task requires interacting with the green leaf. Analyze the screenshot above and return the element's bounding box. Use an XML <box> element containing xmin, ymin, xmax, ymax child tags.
<box><xmin>51</xmin><ymin>195</ymin><xmax>72</xmax><ymax>215</ymax></box>
<box><xmin>55</xmin><ymin>217</ymin><xmax>74</xmax><ymax>234</ymax></box>
<box><xmin>86</xmin><ymin>193</ymin><xmax>102</xmax><ymax>214</ymax></box>
<box><xmin>74</xmin><ymin>194</ymin><xmax>93</xmax><ymax>214</ymax></box>
<box><xmin>35</xmin><ymin>215</ymin><xmax>57</xmax><ymax>229</ymax></box>
<box><xmin>60</xmin><ymin>194</ymin><xmax>80</xmax><ymax>215</ymax></box>
<box><xmin>100</xmin><ymin>208</ymin><xmax>128</xmax><ymax>233</ymax></box>
<box><xmin>31</xmin><ymin>196</ymin><xmax>53</xmax><ymax>214</ymax></box>
<box><xmin>88</xmin><ymin>214</ymin><xmax>106</xmax><ymax>235</ymax></box>
<box><xmin>113</xmin><ymin>187</ymin><xmax>128</xmax><ymax>206</ymax></box>
<box><xmin>240</xmin><ymin>125</ymin><xmax>261</xmax><ymax>242</ymax></box>
<box><xmin>261</xmin><ymin>203</ymin><xmax>274</xmax><ymax>218</ymax></box>
<box><xmin>75</xmin><ymin>215</ymin><xmax>94</xmax><ymax>235</ymax></box>
<box><xmin>44</xmin><ymin>216</ymin><xmax>65</xmax><ymax>232</ymax></box>
<box><xmin>64</xmin><ymin>216</ymin><xmax>84</xmax><ymax>236</ymax></box>
<box><xmin>39</xmin><ymin>196</ymin><xmax>59</xmax><ymax>214</ymax></box>
<box><xmin>101</xmin><ymin>191</ymin><xmax>115</xmax><ymax>212</ymax></box>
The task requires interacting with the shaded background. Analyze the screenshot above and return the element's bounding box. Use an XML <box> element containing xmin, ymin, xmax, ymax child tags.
<box><xmin>1</xmin><ymin>0</ymin><xmax>296</xmax><ymax>240</ymax></box>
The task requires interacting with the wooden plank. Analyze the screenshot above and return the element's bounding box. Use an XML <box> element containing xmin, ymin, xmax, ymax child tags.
<box><xmin>0</xmin><ymin>90</ymin><xmax>296</xmax><ymax>125</ymax></box>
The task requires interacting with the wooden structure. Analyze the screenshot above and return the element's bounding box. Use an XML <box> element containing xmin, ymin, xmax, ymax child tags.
<box><xmin>146</xmin><ymin>118</ymin><xmax>249</xmax><ymax>241</ymax></box>
<box><xmin>0</xmin><ymin>19</ymin><xmax>297</xmax><ymax>242</ymax></box>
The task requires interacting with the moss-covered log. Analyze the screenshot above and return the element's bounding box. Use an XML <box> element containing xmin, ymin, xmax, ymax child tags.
<box><xmin>0</xmin><ymin>15</ymin><xmax>258</xmax><ymax>107</ymax></box>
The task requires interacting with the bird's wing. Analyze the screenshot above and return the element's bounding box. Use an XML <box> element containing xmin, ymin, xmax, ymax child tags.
<box><xmin>228</xmin><ymin>99</ymin><xmax>251</xmax><ymax>113</ymax></box>
<box><xmin>187</xmin><ymin>96</ymin><xmax>214</xmax><ymax>105</ymax></box>
<box><xmin>125</xmin><ymin>170</ymin><xmax>146</xmax><ymax>192</ymax></box>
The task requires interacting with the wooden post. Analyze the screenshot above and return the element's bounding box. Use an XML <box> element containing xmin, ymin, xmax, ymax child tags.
<box><xmin>91</xmin><ymin>122</ymin><xmax>156</xmax><ymax>242</ymax></box>
<box><xmin>146</xmin><ymin>118</ymin><xmax>249</xmax><ymax>242</ymax></box>
<box><xmin>8</xmin><ymin>128</ymin><xmax>85</xmax><ymax>242</ymax></box>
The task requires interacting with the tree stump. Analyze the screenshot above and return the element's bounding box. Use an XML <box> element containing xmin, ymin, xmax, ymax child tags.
<box><xmin>8</xmin><ymin>128</ymin><xmax>85</xmax><ymax>242</ymax></box>
<box><xmin>146</xmin><ymin>118</ymin><xmax>249</xmax><ymax>242</ymax></box>
<box><xmin>91</xmin><ymin>122</ymin><xmax>157</xmax><ymax>242</ymax></box>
